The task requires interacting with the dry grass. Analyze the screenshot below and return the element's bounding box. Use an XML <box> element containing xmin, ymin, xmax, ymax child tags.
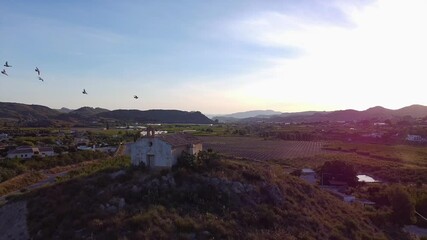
<box><xmin>25</xmin><ymin>157</ymin><xmax>392</xmax><ymax>240</ymax></box>
<box><xmin>0</xmin><ymin>171</ymin><xmax>47</xmax><ymax>196</ymax></box>
<box><xmin>44</xmin><ymin>159</ymin><xmax>100</xmax><ymax>175</ymax></box>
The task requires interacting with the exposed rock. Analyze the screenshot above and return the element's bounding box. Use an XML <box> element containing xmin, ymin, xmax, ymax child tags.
<box><xmin>261</xmin><ymin>184</ymin><xmax>284</xmax><ymax>206</ymax></box>
<box><xmin>161</xmin><ymin>175</ymin><xmax>169</xmax><ymax>182</ymax></box>
<box><xmin>231</xmin><ymin>181</ymin><xmax>245</xmax><ymax>194</ymax></box>
<box><xmin>244</xmin><ymin>184</ymin><xmax>256</xmax><ymax>192</ymax></box>
<box><xmin>210</xmin><ymin>178</ymin><xmax>220</xmax><ymax>186</ymax></box>
<box><xmin>131</xmin><ymin>185</ymin><xmax>140</xmax><ymax>193</ymax></box>
<box><xmin>168</xmin><ymin>177</ymin><xmax>176</xmax><ymax>188</ymax></box>
<box><xmin>198</xmin><ymin>231</ymin><xmax>212</xmax><ymax>240</ymax></box>
<box><xmin>106</xmin><ymin>205</ymin><xmax>117</xmax><ymax>213</ymax></box>
<box><xmin>110</xmin><ymin>170</ymin><xmax>126</xmax><ymax>179</ymax></box>
<box><xmin>179</xmin><ymin>232</ymin><xmax>196</xmax><ymax>240</ymax></box>
<box><xmin>150</xmin><ymin>179</ymin><xmax>160</xmax><ymax>187</ymax></box>
<box><xmin>118</xmin><ymin>198</ymin><xmax>126</xmax><ymax>209</ymax></box>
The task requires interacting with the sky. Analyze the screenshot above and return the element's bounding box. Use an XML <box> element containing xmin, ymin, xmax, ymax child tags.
<box><xmin>1</xmin><ymin>0</ymin><xmax>427</xmax><ymax>115</ymax></box>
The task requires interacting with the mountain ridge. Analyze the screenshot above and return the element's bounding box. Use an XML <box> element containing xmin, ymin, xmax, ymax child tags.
<box><xmin>214</xmin><ymin>105</ymin><xmax>427</xmax><ymax>123</ymax></box>
<box><xmin>0</xmin><ymin>102</ymin><xmax>213</xmax><ymax>125</ymax></box>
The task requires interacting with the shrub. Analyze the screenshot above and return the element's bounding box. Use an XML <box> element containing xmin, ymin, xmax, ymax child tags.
<box><xmin>387</xmin><ymin>185</ymin><xmax>415</xmax><ymax>225</ymax></box>
<box><xmin>176</xmin><ymin>152</ymin><xmax>197</xmax><ymax>169</ymax></box>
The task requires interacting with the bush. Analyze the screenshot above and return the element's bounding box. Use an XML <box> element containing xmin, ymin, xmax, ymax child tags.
<box><xmin>321</xmin><ymin>160</ymin><xmax>358</xmax><ymax>187</ymax></box>
<box><xmin>388</xmin><ymin>185</ymin><xmax>415</xmax><ymax>225</ymax></box>
<box><xmin>176</xmin><ymin>152</ymin><xmax>197</xmax><ymax>169</ymax></box>
<box><xmin>176</xmin><ymin>150</ymin><xmax>221</xmax><ymax>171</ymax></box>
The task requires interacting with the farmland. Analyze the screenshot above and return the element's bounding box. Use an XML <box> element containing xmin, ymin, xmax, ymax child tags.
<box><xmin>201</xmin><ymin>136</ymin><xmax>328</xmax><ymax>160</ymax></box>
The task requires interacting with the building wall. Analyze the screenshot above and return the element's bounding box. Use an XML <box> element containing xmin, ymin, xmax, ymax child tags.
<box><xmin>300</xmin><ymin>175</ymin><xmax>316</xmax><ymax>185</ymax></box>
<box><xmin>131</xmin><ymin>138</ymin><xmax>173</xmax><ymax>168</ymax></box>
<box><xmin>7</xmin><ymin>152</ymin><xmax>33</xmax><ymax>159</ymax></box>
<box><xmin>190</xmin><ymin>143</ymin><xmax>203</xmax><ymax>155</ymax></box>
<box><xmin>171</xmin><ymin>145</ymin><xmax>189</xmax><ymax>166</ymax></box>
<box><xmin>40</xmin><ymin>151</ymin><xmax>55</xmax><ymax>157</ymax></box>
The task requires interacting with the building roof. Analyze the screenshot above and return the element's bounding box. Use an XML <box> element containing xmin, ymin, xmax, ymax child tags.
<box><xmin>302</xmin><ymin>168</ymin><xmax>315</xmax><ymax>174</ymax></box>
<box><xmin>39</xmin><ymin>147</ymin><xmax>54</xmax><ymax>152</ymax></box>
<box><xmin>16</xmin><ymin>145</ymin><xmax>33</xmax><ymax>150</ymax></box>
<box><xmin>156</xmin><ymin>133</ymin><xmax>202</xmax><ymax>147</ymax></box>
<box><xmin>8</xmin><ymin>146</ymin><xmax>54</xmax><ymax>155</ymax></box>
<box><xmin>9</xmin><ymin>148</ymin><xmax>34</xmax><ymax>154</ymax></box>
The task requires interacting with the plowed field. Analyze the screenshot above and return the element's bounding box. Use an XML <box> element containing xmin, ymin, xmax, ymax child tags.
<box><xmin>201</xmin><ymin>137</ymin><xmax>327</xmax><ymax>160</ymax></box>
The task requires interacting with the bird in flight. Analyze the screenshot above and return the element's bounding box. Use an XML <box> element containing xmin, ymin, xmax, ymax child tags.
<box><xmin>38</xmin><ymin>77</ymin><xmax>44</xmax><ymax>82</ymax></box>
<box><xmin>35</xmin><ymin>67</ymin><xmax>40</xmax><ymax>75</ymax></box>
<box><xmin>4</xmin><ymin>61</ymin><xmax>11</xmax><ymax>67</ymax></box>
<box><xmin>134</xmin><ymin>95</ymin><xmax>138</xmax><ymax>99</ymax></box>
<box><xmin>82</xmin><ymin>89</ymin><xmax>88</xmax><ymax>94</ymax></box>
<box><xmin>1</xmin><ymin>69</ymin><xmax>8</xmax><ymax>76</ymax></box>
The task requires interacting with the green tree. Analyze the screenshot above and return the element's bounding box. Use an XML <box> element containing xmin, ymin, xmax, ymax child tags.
<box><xmin>387</xmin><ymin>185</ymin><xmax>415</xmax><ymax>226</ymax></box>
<box><xmin>321</xmin><ymin>160</ymin><xmax>358</xmax><ymax>186</ymax></box>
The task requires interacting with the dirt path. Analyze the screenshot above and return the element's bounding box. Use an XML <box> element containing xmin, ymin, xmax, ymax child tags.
<box><xmin>0</xmin><ymin>201</ymin><xmax>29</xmax><ymax>240</ymax></box>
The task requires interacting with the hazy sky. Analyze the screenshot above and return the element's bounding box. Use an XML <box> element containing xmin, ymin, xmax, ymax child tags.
<box><xmin>1</xmin><ymin>0</ymin><xmax>427</xmax><ymax>114</ymax></box>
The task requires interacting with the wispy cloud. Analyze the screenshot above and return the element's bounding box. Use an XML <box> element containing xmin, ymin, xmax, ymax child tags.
<box><xmin>189</xmin><ymin>0</ymin><xmax>427</xmax><ymax>112</ymax></box>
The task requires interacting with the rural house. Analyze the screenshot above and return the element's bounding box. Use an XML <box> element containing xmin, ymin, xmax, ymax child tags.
<box><xmin>131</xmin><ymin>128</ymin><xmax>203</xmax><ymax>169</ymax></box>
<box><xmin>7</xmin><ymin>146</ymin><xmax>55</xmax><ymax>159</ymax></box>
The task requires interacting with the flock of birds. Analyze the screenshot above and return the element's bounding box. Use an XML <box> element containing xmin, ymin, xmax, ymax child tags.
<box><xmin>2</xmin><ymin>61</ymin><xmax>139</xmax><ymax>99</ymax></box>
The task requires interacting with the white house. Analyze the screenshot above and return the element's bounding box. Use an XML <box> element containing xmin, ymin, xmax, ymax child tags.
<box><xmin>7</xmin><ymin>146</ymin><xmax>54</xmax><ymax>159</ymax></box>
<box><xmin>7</xmin><ymin>146</ymin><xmax>35</xmax><ymax>159</ymax></box>
<box><xmin>131</xmin><ymin>128</ymin><xmax>203</xmax><ymax>169</ymax></box>
<box><xmin>38</xmin><ymin>147</ymin><xmax>55</xmax><ymax>157</ymax></box>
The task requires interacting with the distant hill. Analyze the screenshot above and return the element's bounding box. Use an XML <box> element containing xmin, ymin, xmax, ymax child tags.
<box><xmin>0</xmin><ymin>102</ymin><xmax>214</xmax><ymax>125</ymax></box>
<box><xmin>0</xmin><ymin>102</ymin><xmax>60</xmax><ymax>120</ymax></box>
<box><xmin>214</xmin><ymin>110</ymin><xmax>282</xmax><ymax>119</ymax></box>
<box><xmin>263</xmin><ymin>105</ymin><xmax>427</xmax><ymax>123</ymax></box>
<box><xmin>55</xmin><ymin>107</ymin><xmax>73</xmax><ymax>114</ymax></box>
<box><xmin>69</xmin><ymin>107</ymin><xmax>110</xmax><ymax>116</ymax></box>
<box><xmin>98</xmin><ymin>109</ymin><xmax>213</xmax><ymax>124</ymax></box>
<box><xmin>396</xmin><ymin>104</ymin><xmax>427</xmax><ymax>118</ymax></box>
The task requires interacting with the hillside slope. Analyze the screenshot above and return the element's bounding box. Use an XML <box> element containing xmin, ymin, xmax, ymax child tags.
<box><xmin>70</xmin><ymin>107</ymin><xmax>110</xmax><ymax>116</ymax></box>
<box><xmin>25</xmin><ymin>157</ymin><xmax>389</xmax><ymax>239</ymax></box>
<box><xmin>0</xmin><ymin>102</ymin><xmax>60</xmax><ymax>120</ymax></box>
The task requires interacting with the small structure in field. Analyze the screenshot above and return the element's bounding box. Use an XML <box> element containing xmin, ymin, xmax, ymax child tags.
<box><xmin>406</xmin><ymin>134</ymin><xmax>426</xmax><ymax>143</ymax></box>
<box><xmin>0</xmin><ymin>133</ymin><xmax>9</xmax><ymax>142</ymax></box>
<box><xmin>131</xmin><ymin>127</ymin><xmax>203</xmax><ymax>169</ymax></box>
<box><xmin>300</xmin><ymin>168</ymin><xmax>316</xmax><ymax>185</ymax></box>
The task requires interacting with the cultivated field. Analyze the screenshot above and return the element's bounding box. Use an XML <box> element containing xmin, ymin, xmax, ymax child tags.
<box><xmin>201</xmin><ymin>136</ymin><xmax>328</xmax><ymax>160</ymax></box>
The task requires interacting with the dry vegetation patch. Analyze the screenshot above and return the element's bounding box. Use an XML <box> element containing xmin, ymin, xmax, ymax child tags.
<box><xmin>25</xmin><ymin>157</ymin><xmax>389</xmax><ymax>239</ymax></box>
<box><xmin>0</xmin><ymin>171</ymin><xmax>47</xmax><ymax>196</ymax></box>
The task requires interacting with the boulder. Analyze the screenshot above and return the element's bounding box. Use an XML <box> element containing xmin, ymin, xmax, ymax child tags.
<box><xmin>110</xmin><ymin>170</ymin><xmax>126</xmax><ymax>179</ymax></box>
<box><xmin>118</xmin><ymin>198</ymin><xmax>126</xmax><ymax>209</ymax></box>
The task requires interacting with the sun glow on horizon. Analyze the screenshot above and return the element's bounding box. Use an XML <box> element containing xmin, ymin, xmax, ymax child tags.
<box><xmin>195</xmin><ymin>0</ymin><xmax>427</xmax><ymax>113</ymax></box>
